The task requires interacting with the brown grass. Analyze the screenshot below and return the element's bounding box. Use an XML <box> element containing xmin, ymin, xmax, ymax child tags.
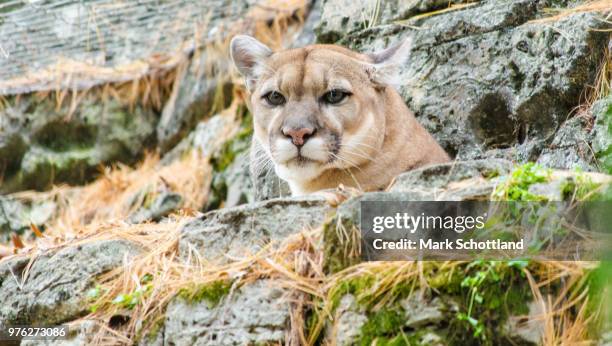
<box><xmin>532</xmin><ymin>0</ymin><xmax>612</xmax><ymax>23</ymax></box>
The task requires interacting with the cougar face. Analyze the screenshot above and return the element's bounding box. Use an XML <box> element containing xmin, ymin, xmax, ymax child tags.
<box><xmin>231</xmin><ymin>35</ymin><xmax>450</xmax><ymax>195</ymax></box>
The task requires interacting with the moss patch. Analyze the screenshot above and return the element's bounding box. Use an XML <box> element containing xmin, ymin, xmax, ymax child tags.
<box><xmin>177</xmin><ymin>280</ymin><xmax>233</xmax><ymax>308</ymax></box>
<box><xmin>359</xmin><ymin>308</ymin><xmax>406</xmax><ymax>346</ymax></box>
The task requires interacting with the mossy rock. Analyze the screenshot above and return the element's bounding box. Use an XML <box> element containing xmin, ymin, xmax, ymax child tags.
<box><xmin>0</xmin><ymin>95</ymin><xmax>157</xmax><ymax>193</ymax></box>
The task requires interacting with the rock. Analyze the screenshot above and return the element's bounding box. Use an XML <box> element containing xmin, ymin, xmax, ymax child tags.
<box><xmin>591</xmin><ymin>96</ymin><xmax>612</xmax><ymax>173</ymax></box>
<box><xmin>504</xmin><ymin>301</ymin><xmax>546</xmax><ymax>345</ymax></box>
<box><xmin>156</xmin><ymin>53</ymin><xmax>233</xmax><ymax>153</ymax></box>
<box><xmin>211</xmin><ymin>151</ymin><xmax>254</xmax><ymax>208</ymax></box>
<box><xmin>163</xmin><ymin>280</ymin><xmax>289</xmax><ymax>346</ymax></box>
<box><xmin>537</xmin><ymin>116</ymin><xmax>597</xmax><ymax>171</ymax></box>
<box><xmin>20</xmin><ymin>320</ymin><xmax>98</xmax><ymax>346</ymax></box>
<box><xmin>292</xmin><ymin>0</ymin><xmax>322</xmax><ymax>48</ymax></box>
<box><xmin>316</xmin><ymin>0</ymin><xmax>467</xmax><ymax>44</ymax></box>
<box><xmin>251</xmin><ymin>139</ymin><xmax>292</xmax><ymax>202</ymax></box>
<box><xmin>252</xmin><ymin>163</ymin><xmax>292</xmax><ymax>202</ymax></box>
<box><xmin>0</xmin><ymin>240</ymin><xmax>141</xmax><ymax>325</ymax></box>
<box><xmin>527</xmin><ymin>178</ymin><xmax>568</xmax><ymax>201</ymax></box>
<box><xmin>0</xmin><ymin>96</ymin><xmax>157</xmax><ymax>193</ymax></box>
<box><xmin>0</xmin><ymin>196</ymin><xmax>56</xmax><ymax>243</ymax></box>
<box><xmin>205</xmin><ymin>117</ymin><xmax>253</xmax><ymax>210</ymax></box>
<box><xmin>127</xmin><ymin>191</ymin><xmax>183</xmax><ymax>224</ymax></box>
<box><xmin>418</xmin><ymin>330</ymin><xmax>446</xmax><ymax>346</ymax></box>
<box><xmin>389</xmin><ymin>159</ymin><xmax>513</xmax><ymax>200</ymax></box>
<box><xmin>180</xmin><ymin>196</ymin><xmax>332</xmax><ymax>261</ymax></box>
<box><xmin>400</xmin><ymin>295</ymin><xmax>445</xmax><ymax>328</ymax></box>
<box><xmin>328</xmin><ymin>294</ymin><xmax>368</xmax><ymax>346</ymax></box>
<box><xmin>160</xmin><ymin>114</ymin><xmax>234</xmax><ymax>165</ymax></box>
<box><xmin>317</xmin><ymin>0</ymin><xmax>607</xmax><ymax>165</ymax></box>
<box><xmin>0</xmin><ymin>196</ymin><xmax>31</xmax><ymax>242</ymax></box>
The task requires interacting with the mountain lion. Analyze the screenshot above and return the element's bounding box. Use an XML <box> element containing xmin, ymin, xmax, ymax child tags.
<box><xmin>230</xmin><ymin>35</ymin><xmax>450</xmax><ymax>195</ymax></box>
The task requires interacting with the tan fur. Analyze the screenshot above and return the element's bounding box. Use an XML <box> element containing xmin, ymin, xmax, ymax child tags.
<box><xmin>231</xmin><ymin>36</ymin><xmax>450</xmax><ymax>195</ymax></box>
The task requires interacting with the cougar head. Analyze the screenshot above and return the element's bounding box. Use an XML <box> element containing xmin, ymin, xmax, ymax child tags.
<box><xmin>230</xmin><ymin>35</ymin><xmax>411</xmax><ymax>192</ymax></box>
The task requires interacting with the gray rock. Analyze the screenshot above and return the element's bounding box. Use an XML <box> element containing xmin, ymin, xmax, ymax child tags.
<box><xmin>328</xmin><ymin>294</ymin><xmax>368</xmax><ymax>346</ymax></box>
<box><xmin>0</xmin><ymin>196</ymin><xmax>56</xmax><ymax>243</ymax></box>
<box><xmin>139</xmin><ymin>325</ymin><xmax>165</xmax><ymax>346</ymax></box>
<box><xmin>180</xmin><ymin>196</ymin><xmax>332</xmax><ymax>261</ymax></box>
<box><xmin>601</xmin><ymin>330</ymin><xmax>612</xmax><ymax>346</ymax></box>
<box><xmin>292</xmin><ymin>0</ymin><xmax>322</xmax><ymax>48</ymax></box>
<box><xmin>317</xmin><ymin>0</ymin><xmax>607</xmax><ymax>165</ymax></box>
<box><xmin>221</xmin><ymin>151</ymin><xmax>254</xmax><ymax>208</ymax></box>
<box><xmin>160</xmin><ymin>114</ymin><xmax>234</xmax><ymax>165</ymax></box>
<box><xmin>204</xmin><ymin>120</ymin><xmax>253</xmax><ymax>210</ymax></box>
<box><xmin>400</xmin><ymin>295</ymin><xmax>445</xmax><ymax>327</ymax></box>
<box><xmin>206</xmin><ymin>135</ymin><xmax>289</xmax><ymax>209</ymax></box>
<box><xmin>250</xmin><ymin>139</ymin><xmax>292</xmax><ymax>202</ymax></box>
<box><xmin>127</xmin><ymin>191</ymin><xmax>183</xmax><ymax>224</ymax></box>
<box><xmin>527</xmin><ymin>178</ymin><xmax>568</xmax><ymax>201</ymax></box>
<box><xmin>0</xmin><ymin>96</ymin><xmax>157</xmax><ymax>193</ymax></box>
<box><xmin>20</xmin><ymin>320</ymin><xmax>98</xmax><ymax>346</ymax></box>
<box><xmin>163</xmin><ymin>280</ymin><xmax>289</xmax><ymax>346</ymax></box>
<box><xmin>252</xmin><ymin>165</ymin><xmax>292</xmax><ymax>202</ymax></box>
<box><xmin>591</xmin><ymin>96</ymin><xmax>612</xmax><ymax>173</ymax></box>
<box><xmin>0</xmin><ymin>196</ymin><xmax>30</xmax><ymax>242</ymax></box>
<box><xmin>504</xmin><ymin>300</ymin><xmax>546</xmax><ymax>345</ymax></box>
<box><xmin>0</xmin><ymin>240</ymin><xmax>141</xmax><ymax>325</ymax></box>
<box><xmin>389</xmin><ymin>159</ymin><xmax>513</xmax><ymax>199</ymax></box>
<box><xmin>537</xmin><ymin>116</ymin><xmax>597</xmax><ymax>171</ymax></box>
<box><xmin>156</xmin><ymin>52</ymin><xmax>233</xmax><ymax>153</ymax></box>
<box><xmin>316</xmin><ymin>0</ymin><xmax>467</xmax><ymax>44</ymax></box>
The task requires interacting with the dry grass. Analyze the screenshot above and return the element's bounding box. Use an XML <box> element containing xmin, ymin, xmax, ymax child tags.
<box><xmin>74</xmin><ymin>222</ymin><xmax>325</xmax><ymax>345</ymax></box>
<box><xmin>532</xmin><ymin>0</ymin><xmax>612</xmax><ymax>23</ymax></box>
<box><xmin>587</xmin><ymin>45</ymin><xmax>612</xmax><ymax>106</ymax></box>
<box><xmin>394</xmin><ymin>2</ymin><xmax>479</xmax><ymax>27</ymax></box>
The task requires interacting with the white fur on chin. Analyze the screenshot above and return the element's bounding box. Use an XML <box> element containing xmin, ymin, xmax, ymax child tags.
<box><xmin>272</xmin><ymin>137</ymin><xmax>329</xmax><ymax>189</ymax></box>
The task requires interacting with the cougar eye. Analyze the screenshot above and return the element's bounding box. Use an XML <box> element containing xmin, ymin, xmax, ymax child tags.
<box><xmin>322</xmin><ymin>89</ymin><xmax>350</xmax><ymax>105</ymax></box>
<box><xmin>262</xmin><ymin>91</ymin><xmax>286</xmax><ymax>106</ymax></box>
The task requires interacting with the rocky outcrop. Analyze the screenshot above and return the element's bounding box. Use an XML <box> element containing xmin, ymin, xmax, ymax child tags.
<box><xmin>0</xmin><ymin>97</ymin><xmax>157</xmax><ymax>193</ymax></box>
<box><xmin>0</xmin><ymin>240</ymin><xmax>140</xmax><ymax>326</ymax></box>
<box><xmin>162</xmin><ymin>280</ymin><xmax>290</xmax><ymax>346</ymax></box>
<box><xmin>316</xmin><ymin>0</ymin><xmax>608</xmax><ymax>168</ymax></box>
<box><xmin>181</xmin><ymin>196</ymin><xmax>332</xmax><ymax>261</ymax></box>
<box><xmin>0</xmin><ymin>160</ymin><xmax>609</xmax><ymax>344</ymax></box>
<box><xmin>0</xmin><ymin>0</ymin><xmax>259</xmax><ymax>193</ymax></box>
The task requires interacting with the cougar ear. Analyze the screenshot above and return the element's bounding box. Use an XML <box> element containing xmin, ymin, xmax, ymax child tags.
<box><xmin>365</xmin><ymin>37</ymin><xmax>412</xmax><ymax>86</ymax></box>
<box><xmin>230</xmin><ymin>35</ymin><xmax>273</xmax><ymax>90</ymax></box>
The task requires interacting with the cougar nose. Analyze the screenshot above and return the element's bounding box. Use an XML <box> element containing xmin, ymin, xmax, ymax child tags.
<box><xmin>282</xmin><ymin>127</ymin><xmax>315</xmax><ymax>147</ymax></box>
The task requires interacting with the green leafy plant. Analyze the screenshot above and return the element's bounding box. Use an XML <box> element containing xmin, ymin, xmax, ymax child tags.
<box><xmin>493</xmin><ymin>163</ymin><xmax>550</xmax><ymax>201</ymax></box>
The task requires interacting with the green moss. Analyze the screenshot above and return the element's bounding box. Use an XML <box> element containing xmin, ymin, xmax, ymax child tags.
<box><xmin>359</xmin><ymin>308</ymin><xmax>406</xmax><ymax>346</ymax></box>
<box><xmin>177</xmin><ymin>280</ymin><xmax>233</xmax><ymax>308</ymax></box>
